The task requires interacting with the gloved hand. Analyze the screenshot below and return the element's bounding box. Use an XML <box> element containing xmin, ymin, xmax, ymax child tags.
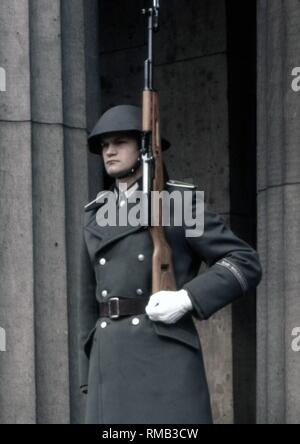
<box><xmin>145</xmin><ymin>289</ymin><xmax>193</xmax><ymax>324</ymax></box>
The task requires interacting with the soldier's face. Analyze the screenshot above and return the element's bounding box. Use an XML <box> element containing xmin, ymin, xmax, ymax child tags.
<box><xmin>101</xmin><ymin>132</ymin><xmax>140</xmax><ymax>178</ymax></box>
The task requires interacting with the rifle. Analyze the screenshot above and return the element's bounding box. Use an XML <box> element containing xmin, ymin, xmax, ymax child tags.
<box><xmin>141</xmin><ymin>0</ymin><xmax>177</xmax><ymax>294</ymax></box>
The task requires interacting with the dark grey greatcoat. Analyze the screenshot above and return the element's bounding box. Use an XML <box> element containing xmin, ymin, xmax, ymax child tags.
<box><xmin>78</xmin><ymin>178</ymin><xmax>262</xmax><ymax>424</ymax></box>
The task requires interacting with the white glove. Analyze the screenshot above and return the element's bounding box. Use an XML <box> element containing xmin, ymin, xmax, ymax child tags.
<box><xmin>145</xmin><ymin>289</ymin><xmax>193</xmax><ymax>324</ymax></box>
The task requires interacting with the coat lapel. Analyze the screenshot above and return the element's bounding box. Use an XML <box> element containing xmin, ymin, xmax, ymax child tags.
<box><xmin>84</xmin><ymin>184</ymin><xmax>145</xmax><ymax>259</ymax></box>
<box><xmin>84</xmin><ymin>211</ymin><xmax>144</xmax><ymax>250</ymax></box>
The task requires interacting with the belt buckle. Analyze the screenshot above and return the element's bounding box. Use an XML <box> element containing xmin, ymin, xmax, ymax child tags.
<box><xmin>108</xmin><ymin>297</ymin><xmax>120</xmax><ymax>319</ymax></box>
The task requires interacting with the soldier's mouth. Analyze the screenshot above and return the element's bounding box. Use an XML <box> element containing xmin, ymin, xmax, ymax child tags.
<box><xmin>107</xmin><ymin>160</ymin><xmax>120</xmax><ymax>166</ymax></box>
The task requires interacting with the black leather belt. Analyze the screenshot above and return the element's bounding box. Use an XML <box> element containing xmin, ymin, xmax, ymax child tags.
<box><xmin>99</xmin><ymin>297</ymin><xmax>149</xmax><ymax>319</ymax></box>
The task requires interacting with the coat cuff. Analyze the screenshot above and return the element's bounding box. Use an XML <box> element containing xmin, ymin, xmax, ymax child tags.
<box><xmin>182</xmin><ymin>263</ymin><xmax>245</xmax><ymax>320</ymax></box>
<box><xmin>181</xmin><ymin>287</ymin><xmax>205</xmax><ymax>320</ymax></box>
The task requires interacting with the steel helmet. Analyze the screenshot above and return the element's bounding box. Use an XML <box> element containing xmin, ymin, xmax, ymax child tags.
<box><xmin>88</xmin><ymin>104</ymin><xmax>171</xmax><ymax>154</ymax></box>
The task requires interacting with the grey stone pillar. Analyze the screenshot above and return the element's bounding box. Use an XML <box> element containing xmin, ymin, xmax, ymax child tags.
<box><xmin>0</xmin><ymin>0</ymin><xmax>102</xmax><ymax>424</ymax></box>
<box><xmin>0</xmin><ymin>0</ymin><xmax>36</xmax><ymax>424</ymax></box>
<box><xmin>30</xmin><ymin>0</ymin><xmax>70</xmax><ymax>424</ymax></box>
<box><xmin>61</xmin><ymin>0</ymin><xmax>91</xmax><ymax>424</ymax></box>
<box><xmin>257</xmin><ymin>0</ymin><xmax>300</xmax><ymax>424</ymax></box>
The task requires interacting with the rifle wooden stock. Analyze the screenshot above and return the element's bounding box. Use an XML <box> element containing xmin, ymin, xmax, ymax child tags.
<box><xmin>143</xmin><ymin>90</ymin><xmax>177</xmax><ymax>293</ymax></box>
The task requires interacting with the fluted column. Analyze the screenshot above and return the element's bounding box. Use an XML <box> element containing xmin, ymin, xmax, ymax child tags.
<box><xmin>257</xmin><ymin>0</ymin><xmax>300</xmax><ymax>424</ymax></box>
<box><xmin>0</xmin><ymin>0</ymin><xmax>102</xmax><ymax>424</ymax></box>
<box><xmin>0</xmin><ymin>0</ymin><xmax>36</xmax><ymax>424</ymax></box>
<box><xmin>29</xmin><ymin>0</ymin><xmax>70</xmax><ymax>424</ymax></box>
<box><xmin>61</xmin><ymin>0</ymin><xmax>102</xmax><ymax>424</ymax></box>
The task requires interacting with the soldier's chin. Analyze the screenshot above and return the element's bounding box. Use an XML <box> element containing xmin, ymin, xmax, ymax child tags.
<box><xmin>106</xmin><ymin>167</ymin><xmax>128</xmax><ymax>179</ymax></box>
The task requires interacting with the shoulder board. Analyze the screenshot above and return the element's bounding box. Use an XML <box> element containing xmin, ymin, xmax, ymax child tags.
<box><xmin>166</xmin><ymin>180</ymin><xmax>196</xmax><ymax>189</ymax></box>
<box><xmin>84</xmin><ymin>190</ymin><xmax>111</xmax><ymax>212</ymax></box>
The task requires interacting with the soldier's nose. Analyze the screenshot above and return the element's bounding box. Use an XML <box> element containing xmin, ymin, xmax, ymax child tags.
<box><xmin>106</xmin><ymin>144</ymin><xmax>118</xmax><ymax>155</ymax></box>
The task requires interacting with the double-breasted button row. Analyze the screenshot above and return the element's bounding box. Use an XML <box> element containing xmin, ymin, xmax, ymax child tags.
<box><xmin>98</xmin><ymin>254</ymin><xmax>146</xmax><ymax>299</ymax></box>
<box><xmin>99</xmin><ymin>318</ymin><xmax>140</xmax><ymax>327</ymax></box>
<box><xmin>101</xmin><ymin>290</ymin><xmax>144</xmax><ymax>298</ymax></box>
<box><xmin>99</xmin><ymin>255</ymin><xmax>145</xmax><ymax>265</ymax></box>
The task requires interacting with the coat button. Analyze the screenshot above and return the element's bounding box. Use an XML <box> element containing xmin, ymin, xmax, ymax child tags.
<box><xmin>100</xmin><ymin>321</ymin><xmax>107</xmax><ymax>329</ymax></box>
<box><xmin>132</xmin><ymin>318</ymin><xmax>140</xmax><ymax>326</ymax></box>
<box><xmin>136</xmin><ymin>289</ymin><xmax>143</xmax><ymax>296</ymax></box>
<box><xmin>99</xmin><ymin>258</ymin><xmax>106</xmax><ymax>266</ymax></box>
<box><xmin>101</xmin><ymin>290</ymin><xmax>108</xmax><ymax>298</ymax></box>
<box><xmin>138</xmin><ymin>254</ymin><xmax>145</xmax><ymax>262</ymax></box>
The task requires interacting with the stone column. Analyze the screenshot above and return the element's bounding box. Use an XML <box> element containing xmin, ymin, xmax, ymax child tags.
<box><xmin>257</xmin><ymin>0</ymin><xmax>300</xmax><ymax>424</ymax></box>
<box><xmin>0</xmin><ymin>0</ymin><xmax>102</xmax><ymax>424</ymax></box>
<box><xmin>0</xmin><ymin>0</ymin><xmax>36</xmax><ymax>424</ymax></box>
<box><xmin>61</xmin><ymin>0</ymin><xmax>102</xmax><ymax>424</ymax></box>
<box><xmin>29</xmin><ymin>0</ymin><xmax>70</xmax><ymax>424</ymax></box>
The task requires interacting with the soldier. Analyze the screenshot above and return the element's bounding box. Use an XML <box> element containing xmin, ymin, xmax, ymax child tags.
<box><xmin>79</xmin><ymin>104</ymin><xmax>262</xmax><ymax>424</ymax></box>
